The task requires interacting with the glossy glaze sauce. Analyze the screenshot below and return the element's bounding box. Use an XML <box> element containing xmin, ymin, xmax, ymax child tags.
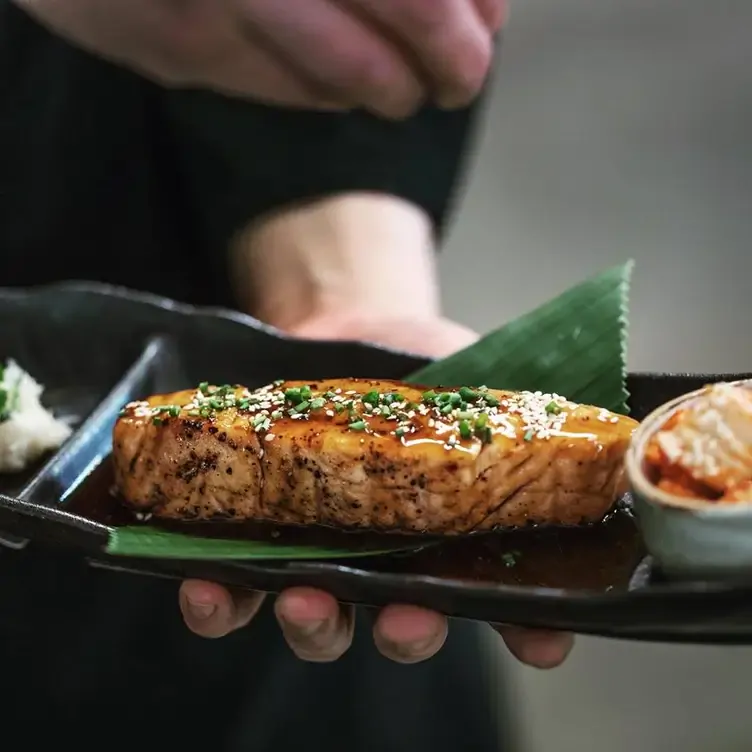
<box><xmin>120</xmin><ymin>378</ymin><xmax>630</xmax><ymax>454</ymax></box>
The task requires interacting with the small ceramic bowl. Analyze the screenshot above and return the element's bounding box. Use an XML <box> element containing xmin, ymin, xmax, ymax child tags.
<box><xmin>626</xmin><ymin>378</ymin><xmax>752</xmax><ymax>580</ymax></box>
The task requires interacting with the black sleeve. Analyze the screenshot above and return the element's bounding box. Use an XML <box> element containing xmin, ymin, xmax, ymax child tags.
<box><xmin>161</xmin><ymin>91</ymin><xmax>486</xmax><ymax>252</ymax></box>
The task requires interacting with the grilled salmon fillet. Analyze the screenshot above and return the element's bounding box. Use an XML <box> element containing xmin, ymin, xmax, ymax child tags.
<box><xmin>112</xmin><ymin>378</ymin><xmax>639</xmax><ymax>533</ymax></box>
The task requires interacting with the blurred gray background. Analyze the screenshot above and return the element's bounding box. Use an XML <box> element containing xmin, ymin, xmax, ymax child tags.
<box><xmin>440</xmin><ymin>1</ymin><xmax>752</xmax><ymax>750</ymax></box>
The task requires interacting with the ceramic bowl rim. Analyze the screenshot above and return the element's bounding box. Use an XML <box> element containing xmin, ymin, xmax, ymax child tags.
<box><xmin>626</xmin><ymin>378</ymin><xmax>752</xmax><ymax>517</ymax></box>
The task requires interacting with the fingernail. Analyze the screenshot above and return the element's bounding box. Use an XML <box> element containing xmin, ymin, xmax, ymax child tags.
<box><xmin>186</xmin><ymin>599</ymin><xmax>217</xmax><ymax>621</ymax></box>
<box><xmin>406</xmin><ymin>635</ymin><xmax>438</xmax><ymax>654</ymax></box>
<box><xmin>390</xmin><ymin>634</ymin><xmax>439</xmax><ymax>659</ymax></box>
<box><xmin>282</xmin><ymin>618</ymin><xmax>327</xmax><ymax>639</ymax></box>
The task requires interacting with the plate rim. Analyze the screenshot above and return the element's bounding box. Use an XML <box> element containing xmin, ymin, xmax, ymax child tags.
<box><xmin>0</xmin><ymin>280</ymin><xmax>426</xmax><ymax>362</ymax></box>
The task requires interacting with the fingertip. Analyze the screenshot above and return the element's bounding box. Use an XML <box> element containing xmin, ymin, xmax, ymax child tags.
<box><xmin>374</xmin><ymin>605</ymin><xmax>448</xmax><ymax>664</ymax></box>
<box><xmin>499</xmin><ymin>627</ymin><xmax>575</xmax><ymax>670</ymax></box>
<box><xmin>180</xmin><ymin>579</ymin><xmax>230</xmax><ymax>606</ymax></box>
<box><xmin>275</xmin><ymin>587</ymin><xmax>340</xmax><ymax>624</ymax></box>
<box><xmin>376</xmin><ymin>604</ymin><xmax>445</xmax><ymax>644</ymax></box>
<box><xmin>275</xmin><ymin>589</ymin><xmax>354</xmax><ymax>662</ymax></box>
<box><xmin>179</xmin><ymin>579</ymin><xmax>235</xmax><ymax>639</ymax></box>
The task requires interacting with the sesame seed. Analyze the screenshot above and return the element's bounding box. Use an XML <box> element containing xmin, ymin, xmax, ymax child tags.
<box><xmin>132</xmin><ymin>381</ymin><xmax>594</xmax><ymax>451</ymax></box>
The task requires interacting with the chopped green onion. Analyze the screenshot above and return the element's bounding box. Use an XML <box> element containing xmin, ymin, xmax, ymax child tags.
<box><xmin>502</xmin><ymin>552</ymin><xmax>518</xmax><ymax>568</ymax></box>
<box><xmin>477</xmin><ymin>426</ymin><xmax>492</xmax><ymax>444</ymax></box>
<box><xmin>284</xmin><ymin>387</ymin><xmax>302</xmax><ymax>404</ymax></box>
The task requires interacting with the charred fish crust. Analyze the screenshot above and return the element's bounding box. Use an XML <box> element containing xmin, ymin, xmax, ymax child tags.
<box><xmin>176</xmin><ymin>504</ymin><xmax>201</xmax><ymax>520</ymax></box>
<box><xmin>147</xmin><ymin>482</ymin><xmax>169</xmax><ymax>508</ymax></box>
<box><xmin>175</xmin><ymin>452</ymin><xmax>219</xmax><ymax>483</ymax></box>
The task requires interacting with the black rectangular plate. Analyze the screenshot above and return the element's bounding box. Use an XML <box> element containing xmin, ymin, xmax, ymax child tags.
<box><xmin>3</xmin><ymin>281</ymin><xmax>752</xmax><ymax>645</ymax></box>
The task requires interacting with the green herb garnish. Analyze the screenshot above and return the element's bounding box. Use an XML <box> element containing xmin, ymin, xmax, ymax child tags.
<box><xmin>284</xmin><ymin>387</ymin><xmax>303</xmax><ymax>404</ymax></box>
<box><xmin>502</xmin><ymin>551</ymin><xmax>521</xmax><ymax>568</ymax></box>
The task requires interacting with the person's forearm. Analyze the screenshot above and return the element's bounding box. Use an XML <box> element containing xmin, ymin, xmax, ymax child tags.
<box><xmin>229</xmin><ymin>192</ymin><xmax>442</xmax><ymax>332</ymax></box>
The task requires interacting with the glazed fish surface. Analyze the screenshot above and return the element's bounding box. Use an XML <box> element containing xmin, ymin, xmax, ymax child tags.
<box><xmin>113</xmin><ymin>379</ymin><xmax>639</xmax><ymax>534</ymax></box>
